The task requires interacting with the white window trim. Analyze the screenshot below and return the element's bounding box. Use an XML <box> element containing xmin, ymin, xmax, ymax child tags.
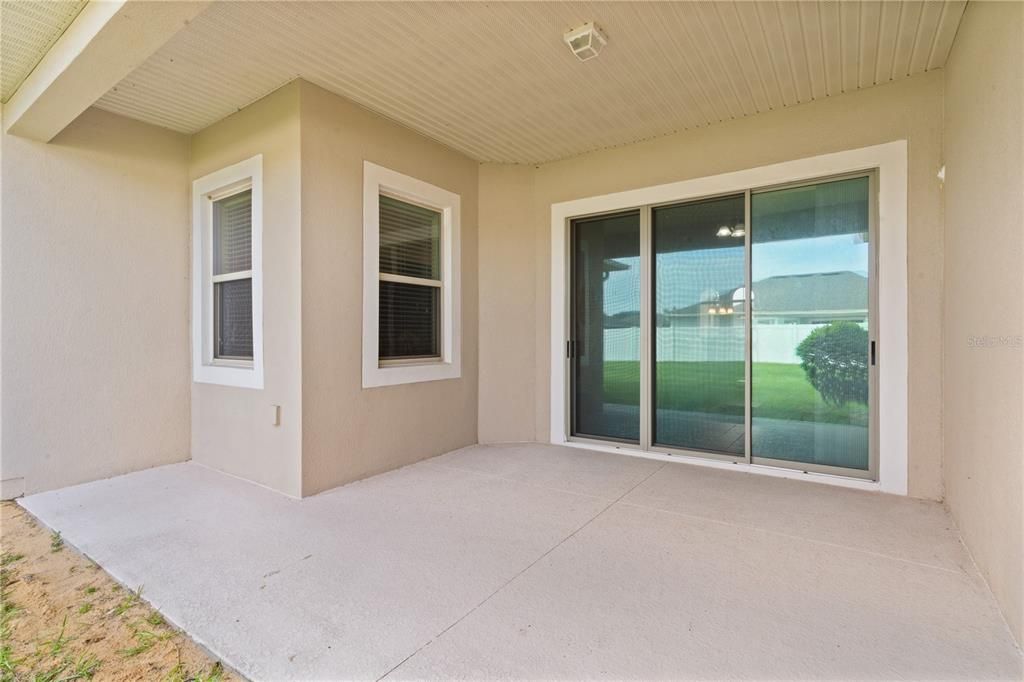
<box><xmin>192</xmin><ymin>155</ymin><xmax>264</xmax><ymax>389</ymax></box>
<box><xmin>550</xmin><ymin>141</ymin><xmax>909</xmax><ymax>496</ymax></box>
<box><xmin>363</xmin><ymin>161</ymin><xmax>461</xmax><ymax>388</ymax></box>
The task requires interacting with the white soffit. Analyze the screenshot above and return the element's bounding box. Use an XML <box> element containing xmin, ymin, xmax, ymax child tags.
<box><xmin>94</xmin><ymin>1</ymin><xmax>967</xmax><ymax>164</ymax></box>
<box><xmin>0</xmin><ymin>0</ymin><xmax>87</xmax><ymax>103</ymax></box>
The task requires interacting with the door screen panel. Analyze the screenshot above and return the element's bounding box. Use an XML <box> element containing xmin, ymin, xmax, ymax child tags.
<box><xmin>652</xmin><ymin>195</ymin><xmax>746</xmax><ymax>455</ymax></box>
<box><xmin>570</xmin><ymin>212</ymin><xmax>641</xmax><ymax>443</ymax></box>
<box><xmin>750</xmin><ymin>177</ymin><xmax>871</xmax><ymax>470</ymax></box>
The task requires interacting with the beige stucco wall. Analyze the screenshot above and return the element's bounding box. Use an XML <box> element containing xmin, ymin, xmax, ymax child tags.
<box><xmin>479</xmin><ymin>72</ymin><xmax>946</xmax><ymax>500</ymax></box>
<box><xmin>1</xmin><ymin>108</ymin><xmax>190</xmax><ymax>496</ymax></box>
<box><xmin>298</xmin><ymin>81</ymin><xmax>479</xmax><ymax>496</ymax></box>
<box><xmin>478</xmin><ymin>164</ymin><xmax>537</xmax><ymax>443</ymax></box>
<box><xmin>189</xmin><ymin>82</ymin><xmax>304</xmax><ymax>497</ymax></box>
<box><xmin>942</xmin><ymin>1</ymin><xmax>1023</xmax><ymax>645</ymax></box>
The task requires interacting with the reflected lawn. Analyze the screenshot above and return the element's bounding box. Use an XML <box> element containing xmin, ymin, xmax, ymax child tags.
<box><xmin>602</xmin><ymin>360</ymin><xmax>868</xmax><ymax>425</ymax></box>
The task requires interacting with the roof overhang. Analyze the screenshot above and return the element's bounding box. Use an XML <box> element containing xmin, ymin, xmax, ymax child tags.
<box><xmin>2</xmin><ymin>0</ymin><xmax>208</xmax><ymax>142</ymax></box>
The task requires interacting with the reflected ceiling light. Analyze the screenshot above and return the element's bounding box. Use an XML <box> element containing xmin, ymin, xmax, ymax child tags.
<box><xmin>564</xmin><ymin>22</ymin><xmax>607</xmax><ymax>62</ymax></box>
<box><xmin>731</xmin><ymin>227</ymin><xmax>746</xmax><ymax>238</ymax></box>
<box><xmin>716</xmin><ymin>226</ymin><xmax>732</xmax><ymax>237</ymax></box>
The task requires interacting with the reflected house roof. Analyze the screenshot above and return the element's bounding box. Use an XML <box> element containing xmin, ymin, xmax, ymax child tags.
<box><xmin>665</xmin><ymin>271</ymin><xmax>869</xmax><ymax>318</ymax></box>
<box><xmin>753</xmin><ymin>271</ymin><xmax>868</xmax><ymax>314</ymax></box>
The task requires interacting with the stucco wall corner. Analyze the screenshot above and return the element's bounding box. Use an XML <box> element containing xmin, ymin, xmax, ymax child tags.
<box><xmin>297</xmin><ymin>81</ymin><xmax>479</xmax><ymax>496</ymax></box>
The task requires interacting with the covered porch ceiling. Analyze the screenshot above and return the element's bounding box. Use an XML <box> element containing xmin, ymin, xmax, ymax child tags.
<box><xmin>2</xmin><ymin>1</ymin><xmax>967</xmax><ymax>164</ymax></box>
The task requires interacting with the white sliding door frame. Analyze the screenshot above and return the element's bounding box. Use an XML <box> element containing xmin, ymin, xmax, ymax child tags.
<box><xmin>550</xmin><ymin>141</ymin><xmax>908</xmax><ymax>495</ymax></box>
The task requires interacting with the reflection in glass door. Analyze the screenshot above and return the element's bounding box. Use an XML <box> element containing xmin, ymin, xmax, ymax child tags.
<box><xmin>652</xmin><ymin>195</ymin><xmax>746</xmax><ymax>456</ymax></box>
<box><xmin>570</xmin><ymin>211</ymin><xmax>641</xmax><ymax>443</ymax></box>
<box><xmin>750</xmin><ymin>177</ymin><xmax>873</xmax><ymax>472</ymax></box>
<box><xmin>566</xmin><ymin>173</ymin><xmax>876</xmax><ymax>479</ymax></box>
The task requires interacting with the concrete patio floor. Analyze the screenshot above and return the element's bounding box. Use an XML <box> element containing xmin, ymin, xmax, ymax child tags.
<box><xmin>19</xmin><ymin>443</ymin><xmax>1022</xmax><ymax>680</ymax></box>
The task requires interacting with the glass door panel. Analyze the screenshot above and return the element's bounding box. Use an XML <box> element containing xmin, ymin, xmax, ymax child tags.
<box><xmin>750</xmin><ymin>176</ymin><xmax>872</xmax><ymax>471</ymax></box>
<box><xmin>652</xmin><ymin>195</ymin><xmax>746</xmax><ymax>456</ymax></box>
<box><xmin>570</xmin><ymin>211</ymin><xmax>641</xmax><ymax>443</ymax></box>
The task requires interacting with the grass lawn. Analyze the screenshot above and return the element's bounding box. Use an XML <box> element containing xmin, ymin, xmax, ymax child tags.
<box><xmin>601</xmin><ymin>361</ymin><xmax>868</xmax><ymax>425</ymax></box>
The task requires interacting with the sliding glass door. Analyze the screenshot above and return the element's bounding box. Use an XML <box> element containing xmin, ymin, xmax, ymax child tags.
<box><xmin>568</xmin><ymin>173</ymin><xmax>876</xmax><ymax>479</ymax></box>
<box><xmin>570</xmin><ymin>211</ymin><xmax>642</xmax><ymax>443</ymax></box>
<box><xmin>750</xmin><ymin>177</ymin><xmax>872</xmax><ymax>473</ymax></box>
<box><xmin>652</xmin><ymin>195</ymin><xmax>746</xmax><ymax>457</ymax></box>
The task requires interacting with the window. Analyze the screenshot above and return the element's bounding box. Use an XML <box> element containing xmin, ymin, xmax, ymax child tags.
<box><xmin>213</xmin><ymin>189</ymin><xmax>254</xmax><ymax>360</ymax></box>
<box><xmin>192</xmin><ymin>155</ymin><xmax>263</xmax><ymax>389</ymax></box>
<box><xmin>378</xmin><ymin>195</ymin><xmax>442</xmax><ymax>361</ymax></box>
<box><xmin>363</xmin><ymin>162</ymin><xmax>461</xmax><ymax>388</ymax></box>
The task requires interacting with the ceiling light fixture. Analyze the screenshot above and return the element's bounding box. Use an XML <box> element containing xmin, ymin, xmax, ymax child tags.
<box><xmin>716</xmin><ymin>226</ymin><xmax>732</xmax><ymax>237</ymax></box>
<box><xmin>564</xmin><ymin>22</ymin><xmax>607</xmax><ymax>62</ymax></box>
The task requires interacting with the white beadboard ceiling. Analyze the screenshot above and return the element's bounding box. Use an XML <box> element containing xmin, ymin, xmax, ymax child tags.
<box><xmin>94</xmin><ymin>1</ymin><xmax>966</xmax><ymax>164</ymax></box>
<box><xmin>0</xmin><ymin>0</ymin><xmax>87</xmax><ymax>103</ymax></box>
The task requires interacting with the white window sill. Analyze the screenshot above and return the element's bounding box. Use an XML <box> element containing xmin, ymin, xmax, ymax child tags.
<box><xmin>363</xmin><ymin>360</ymin><xmax>460</xmax><ymax>388</ymax></box>
<box><xmin>194</xmin><ymin>363</ymin><xmax>263</xmax><ymax>389</ymax></box>
<box><xmin>211</xmin><ymin>358</ymin><xmax>254</xmax><ymax>369</ymax></box>
<box><xmin>380</xmin><ymin>356</ymin><xmax>441</xmax><ymax>367</ymax></box>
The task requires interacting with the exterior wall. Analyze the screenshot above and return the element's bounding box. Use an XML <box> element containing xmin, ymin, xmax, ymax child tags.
<box><xmin>478</xmin><ymin>72</ymin><xmax>945</xmax><ymax>500</ymax></box>
<box><xmin>0</xmin><ymin>107</ymin><xmax>190</xmax><ymax>496</ymax></box>
<box><xmin>298</xmin><ymin>81</ymin><xmax>479</xmax><ymax>496</ymax></box>
<box><xmin>478</xmin><ymin>164</ymin><xmax>536</xmax><ymax>443</ymax></box>
<box><xmin>189</xmin><ymin>83</ymin><xmax>303</xmax><ymax>497</ymax></box>
<box><xmin>942</xmin><ymin>1</ymin><xmax>1023</xmax><ymax>645</ymax></box>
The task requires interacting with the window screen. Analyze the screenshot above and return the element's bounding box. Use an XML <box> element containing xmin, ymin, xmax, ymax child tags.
<box><xmin>379</xmin><ymin>195</ymin><xmax>440</xmax><ymax>280</ymax></box>
<box><xmin>214</xmin><ymin>191</ymin><xmax>252</xmax><ymax>275</ymax></box>
<box><xmin>378</xmin><ymin>195</ymin><xmax>442</xmax><ymax>361</ymax></box>
<box><xmin>215</xmin><ymin>279</ymin><xmax>253</xmax><ymax>359</ymax></box>
<box><xmin>379</xmin><ymin>281</ymin><xmax>440</xmax><ymax>359</ymax></box>
<box><xmin>212</xmin><ymin>189</ymin><xmax>253</xmax><ymax>360</ymax></box>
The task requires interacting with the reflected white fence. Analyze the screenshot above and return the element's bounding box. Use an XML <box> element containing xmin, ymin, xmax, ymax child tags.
<box><xmin>603</xmin><ymin>324</ymin><xmax>837</xmax><ymax>364</ymax></box>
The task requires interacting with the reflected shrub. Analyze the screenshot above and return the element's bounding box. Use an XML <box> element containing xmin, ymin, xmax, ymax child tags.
<box><xmin>796</xmin><ymin>321</ymin><xmax>869</xmax><ymax>406</ymax></box>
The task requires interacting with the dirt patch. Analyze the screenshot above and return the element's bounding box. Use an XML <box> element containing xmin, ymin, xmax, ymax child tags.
<box><xmin>0</xmin><ymin>501</ymin><xmax>237</xmax><ymax>681</ymax></box>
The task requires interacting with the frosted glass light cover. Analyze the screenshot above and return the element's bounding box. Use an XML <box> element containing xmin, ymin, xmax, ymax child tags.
<box><xmin>563</xmin><ymin>22</ymin><xmax>607</xmax><ymax>62</ymax></box>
